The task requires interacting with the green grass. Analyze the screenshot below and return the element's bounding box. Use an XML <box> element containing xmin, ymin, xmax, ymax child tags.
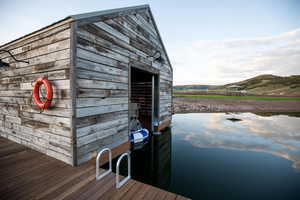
<box><xmin>174</xmin><ymin>94</ymin><xmax>300</xmax><ymax>101</ymax></box>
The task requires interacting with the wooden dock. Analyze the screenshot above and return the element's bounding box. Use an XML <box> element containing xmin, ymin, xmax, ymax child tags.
<box><xmin>0</xmin><ymin>137</ymin><xmax>190</xmax><ymax>200</ymax></box>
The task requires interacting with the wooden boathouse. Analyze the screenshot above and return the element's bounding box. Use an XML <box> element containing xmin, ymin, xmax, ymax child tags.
<box><xmin>0</xmin><ymin>5</ymin><xmax>173</xmax><ymax>166</ymax></box>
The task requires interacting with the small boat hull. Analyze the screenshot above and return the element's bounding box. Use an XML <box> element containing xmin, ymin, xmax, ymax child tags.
<box><xmin>130</xmin><ymin>128</ymin><xmax>149</xmax><ymax>144</ymax></box>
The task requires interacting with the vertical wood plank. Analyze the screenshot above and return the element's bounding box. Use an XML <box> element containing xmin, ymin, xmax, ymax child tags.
<box><xmin>70</xmin><ymin>21</ymin><xmax>78</xmax><ymax>166</ymax></box>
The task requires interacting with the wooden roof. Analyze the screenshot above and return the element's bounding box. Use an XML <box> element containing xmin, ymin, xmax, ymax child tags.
<box><xmin>70</xmin><ymin>4</ymin><xmax>149</xmax><ymax>21</ymax></box>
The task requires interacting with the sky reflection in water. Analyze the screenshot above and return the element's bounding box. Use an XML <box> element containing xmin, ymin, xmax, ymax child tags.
<box><xmin>129</xmin><ymin>113</ymin><xmax>300</xmax><ymax>199</ymax></box>
<box><xmin>172</xmin><ymin>113</ymin><xmax>300</xmax><ymax>172</ymax></box>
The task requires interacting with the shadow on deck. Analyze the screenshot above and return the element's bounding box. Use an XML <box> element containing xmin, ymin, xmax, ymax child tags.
<box><xmin>0</xmin><ymin>137</ymin><xmax>190</xmax><ymax>200</ymax></box>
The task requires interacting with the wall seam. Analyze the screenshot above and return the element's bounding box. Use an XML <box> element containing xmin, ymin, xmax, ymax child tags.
<box><xmin>70</xmin><ymin>21</ymin><xmax>78</xmax><ymax>166</ymax></box>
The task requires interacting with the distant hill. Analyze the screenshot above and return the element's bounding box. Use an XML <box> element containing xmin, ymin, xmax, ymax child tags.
<box><xmin>220</xmin><ymin>74</ymin><xmax>300</xmax><ymax>96</ymax></box>
<box><xmin>174</xmin><ymin>74</ymin><xmax>300</xmax><ymax>96</ymax></box>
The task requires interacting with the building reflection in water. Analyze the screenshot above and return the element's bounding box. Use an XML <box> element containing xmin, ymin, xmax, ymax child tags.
<box><xmin>130</xmin><ymin>128</ymin><xmax>172</xmax><ymax>190</ymax></box>
<box><xmin>120</xmin><ymin>113</ymin><xmax>300</xmax><ymax>200</ymax></box>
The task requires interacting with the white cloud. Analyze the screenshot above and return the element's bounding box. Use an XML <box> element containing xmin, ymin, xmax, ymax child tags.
<box><xmin>170</xmin><ymin>28</ymin><xmax>300</xmax><ymax>85</ymax></box>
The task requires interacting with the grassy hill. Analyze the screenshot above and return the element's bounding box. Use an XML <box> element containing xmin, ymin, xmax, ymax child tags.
<box><xmin>220</xmin><ymin>74</ymin><xmax>300</xmax><ymax>96</ymax></box>
<box><xmin>174</xmin><ymin>74</ymin><xmax>300</xmax><ymax>96</ymax></box>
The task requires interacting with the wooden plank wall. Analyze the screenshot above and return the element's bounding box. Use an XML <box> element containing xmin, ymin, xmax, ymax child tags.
<box><xmin>0</xmin><ymin>22</ymin><xmax>73</xmax><ymax>164</ymax></box>
<box><xmin>75</xmin><ymin>9</ymin><xmax>172</xmax><ymax>164</ymax></box>
<box><xmin>138</xmin><ymin>11</ymin><xmax>173</xmax><ymax>127</ymax></box>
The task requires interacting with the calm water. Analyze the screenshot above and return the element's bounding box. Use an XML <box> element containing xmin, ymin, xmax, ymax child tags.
<box><xmin>130</xmin><ymin>113</ymin><xmax>300</xmax><ymax>200</ymax></box>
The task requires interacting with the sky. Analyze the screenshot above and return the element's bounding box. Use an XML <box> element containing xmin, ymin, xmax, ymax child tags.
<box><xmin>1</xmin><ymin>0</ymin><xmax>300</xmax><ymax>85</ymax></box>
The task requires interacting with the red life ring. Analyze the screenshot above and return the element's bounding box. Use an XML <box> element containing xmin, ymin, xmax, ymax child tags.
<box><xmin>33</xmin><ymin>77</ymin><xmax>53</xmax><ymax>109</ymax></box>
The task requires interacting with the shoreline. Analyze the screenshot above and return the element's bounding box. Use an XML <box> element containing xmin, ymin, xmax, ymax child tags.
<box><xmin>173</xmin><ymin>97</ymin><xmax>300</xmax><ymax>113</ymax></box>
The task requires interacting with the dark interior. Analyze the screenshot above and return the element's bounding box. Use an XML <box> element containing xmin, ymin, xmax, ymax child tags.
<box><xmin>130</xmin><ymin>67</ymin><xmax>153</xmax><ymax>130</ymax></box>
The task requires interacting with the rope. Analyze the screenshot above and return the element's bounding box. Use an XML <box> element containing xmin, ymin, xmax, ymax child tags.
<box><xmin>0</xmin><ymin>49</ymin><xmax>29</xmax><ymax>64</ymax></box>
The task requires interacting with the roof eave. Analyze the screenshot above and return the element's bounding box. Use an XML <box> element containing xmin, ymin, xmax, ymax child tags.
<box><xmin>0</xmin><ymin>17</ymin><xmax>73</xmax><ymax>49</ymax></box>
<box><xmin>146</xmin><ymin>8</ymin><xmax>173</xmax><ymax>72</ymax></box>
<box><xmin>70</xmin><ymin>4</ymin><xmax>149</xmax><ymax>21</ymax></box>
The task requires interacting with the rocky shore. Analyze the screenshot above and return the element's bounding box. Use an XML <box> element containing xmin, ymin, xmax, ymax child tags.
<box><xmin>173</xmin><ymin>97</ymin><xmax>300</xmax><ymax>113</ymax></box>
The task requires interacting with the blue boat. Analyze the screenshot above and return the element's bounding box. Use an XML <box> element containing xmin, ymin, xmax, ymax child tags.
<box><xmin>129</xmin><ymin>118</ymin><xmax>149</xmax><ymax>146</ymax></box>
<box><xmin>130</xmin><ymin>128</ymin><xmax>149</xmax><ymax>144</ymax></box>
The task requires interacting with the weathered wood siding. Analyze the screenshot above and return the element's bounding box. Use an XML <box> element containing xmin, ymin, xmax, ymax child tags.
<box><xmin>0</xmin><ymin>22</ymin><xmax>73</xmax><ymax>164</ymax></box>
<box><xmin>75</xmin><ymin>9</ymin><xmax>172</xmax><ymax>164</ymax></box>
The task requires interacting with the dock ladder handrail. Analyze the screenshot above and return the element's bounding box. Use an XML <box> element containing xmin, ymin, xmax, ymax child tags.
<box><xmin>116</xmin><ymin>151</ymin><xmax>131</xmax><ymax>189</ymax></box>
<box><xmin>96</xmin><ymin>148</ymin><xmax>112</xmax><ymax>180</ymax></box>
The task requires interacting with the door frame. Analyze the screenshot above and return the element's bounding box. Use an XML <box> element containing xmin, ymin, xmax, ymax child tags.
<box><xmin>128</xmin><ymin>64</ymin><xmax>160</xmax><ymax>132</ymax></box>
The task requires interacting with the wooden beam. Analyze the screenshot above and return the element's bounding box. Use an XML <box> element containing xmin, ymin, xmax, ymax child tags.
<box><xmin>70</xmin><ymin>21</ymin><xmax>78</xmax><ymax>166</ymax></box>
<box><xmin>131</xmin><ymin>60</ymin><xmax>159</xmax><ymax>75</ymax></box>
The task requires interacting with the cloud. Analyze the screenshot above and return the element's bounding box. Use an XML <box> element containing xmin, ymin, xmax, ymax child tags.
<box><xmin>172</xmin><ymin>113</ymin><xmax>300</xmax><ymax>172</ymax></box>
<box><xmin>171</xmin><ymin>28</ymin><xmax>300</xmax><ymax>85</ymax></box>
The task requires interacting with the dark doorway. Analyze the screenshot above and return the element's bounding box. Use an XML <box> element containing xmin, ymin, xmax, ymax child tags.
<box><xmin>130</xmin><ymin>67</ymin><xmax>159</xmax><ymax>131</ymax></box>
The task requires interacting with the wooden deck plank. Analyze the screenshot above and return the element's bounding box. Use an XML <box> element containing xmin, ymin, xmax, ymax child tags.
<box><xmin>142</xmin><ymin>185</ymin><xmax>161</xmax><ymax>200</ymax></box>
<box><xmin>99</xmin><ymin>179</ymin><xmax>139</xmax><ymax>200</ymax></box>
<box><xmin>81</xmin><ymin>173</ymin><xmax>115</xmax><ymax>200</ymax></box>
<box><xmin>154</xmin><ymin>188</ymin><xmax>170</xmax><ymax>200</ymax></box>
<box><xmin>110</xmin><ymin>178</ymin><xmax>137</xmax><ymax>200</ymax></box>
<box><xmin>6</xmin><ymin>159</ymin><xmax>64</xmax><ymax>188</ymax></box>
<box><xmin>0</xmin><ymin>149</ymin><xmax>41</xmax><ymax>169</ymax></box>
<box><xmin>0</xmin><ymin>137</ymin><xmax>191</xmax><ymax>200</ymax></box>
<box><xmin>164</xmin><ymin>192</ymin><xmax>177</xmax><ymax>200</ymax></box>
<box><xmin>120</xmin><ymin>180</ymin><xmax>146</xmax><ymax>200</ymax></box>
<box><xmin>124</xmin><ymin>182</ymin><xmax>152</xmax><ymax>200</ymax></box>
<box><xmin>175</xmin><ymin>195</ymin><xmax>191</xmax><ymax>200</ymax></box>
<box><xmin>55</xmin><ymin>175</ymin><xmax>96</xmax><ymax>200</ymax></box>
<box><xmin>0</xmin><ymin>155</ymin><xmax>57</xmax><ymax>186</ymax></box>
<box><xmin>0</xmin><ymin>140</ymin><xmax>15</xmax><ymax>149</ymax></box>
<box><xmin>26</xmin><ymin>163</ymin><xmax>95</xmax><ymax>199</ymax></box>
<box><xmin>35</xmin><ymin>165</ymin><xmax>95</xmax><ymax>199</ymax></box>
<box><xmin>0</xmin><ymin>155</ymin><xmax>55</xmax><ymax>184</ymax></box>
<box><xmin>1</xmin><ymin>160</ymin><xmax>63</xmax><ymax>199</ymax></box>
<box><xmin>72</xmin><ymin>173</ymin><xmax>114</xmax><ymax>200</ymax></box>
<box><xmin>15</xmin><ymin>162</ymin><xmax>93</xmax><ymax>200</ymax></box>
<box><xmin>0</xmin><ymin>143</ymin><xmax>27</xmax><ymax>157</ymax></box>
<box><xmin>62</xmin><ymin>168</ymin><xmax>115</xmax><ymax>200</ymax></box>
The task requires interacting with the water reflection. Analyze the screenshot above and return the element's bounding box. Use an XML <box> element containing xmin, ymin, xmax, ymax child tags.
<box><xmin>131</xmin><ymin>128</ymin><xmax>172</xmax><ymax>190</ymax></box>
<box><xmin>129</xmin><ymin>113</ymin><xmax>300</xmax><ymax>199</ymax></box>
<box><xmin>172</xmin><ymin>112</ymin><xmax>300</xmax><ymax>172</ymax></box>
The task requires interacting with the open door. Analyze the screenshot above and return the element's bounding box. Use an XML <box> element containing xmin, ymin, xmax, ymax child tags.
<box><xmin>129</xmin><ymin>67</ymin><xmax>159</xmax><ymax>132</ymax></box>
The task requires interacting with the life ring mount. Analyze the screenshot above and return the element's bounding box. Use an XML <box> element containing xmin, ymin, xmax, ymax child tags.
<box><xmin>33</xmin><ymin>77</ymin><xmax>53</xmax><ymax>109</ymax></box>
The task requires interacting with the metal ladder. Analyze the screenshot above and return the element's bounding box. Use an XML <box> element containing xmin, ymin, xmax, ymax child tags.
<box><xmin>96</xmin><ymin>148</ymin><xmax>112</xmax><ymax>180</ymax></box>
<box><xmin>116</xmin><ymin>152</ymin><xmax>131</xmax><ymax>188</ymax></box>
<box><xmin>95</xmin><ymin>147</ymin><xmax>131</xmax><ymax>189</ymax></box>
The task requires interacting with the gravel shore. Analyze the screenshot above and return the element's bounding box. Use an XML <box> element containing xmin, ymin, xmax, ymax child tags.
<box><xmin>173</xmin><ymin>97</ymin><xmax>300</xmax><ymax>113</ymax></box>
